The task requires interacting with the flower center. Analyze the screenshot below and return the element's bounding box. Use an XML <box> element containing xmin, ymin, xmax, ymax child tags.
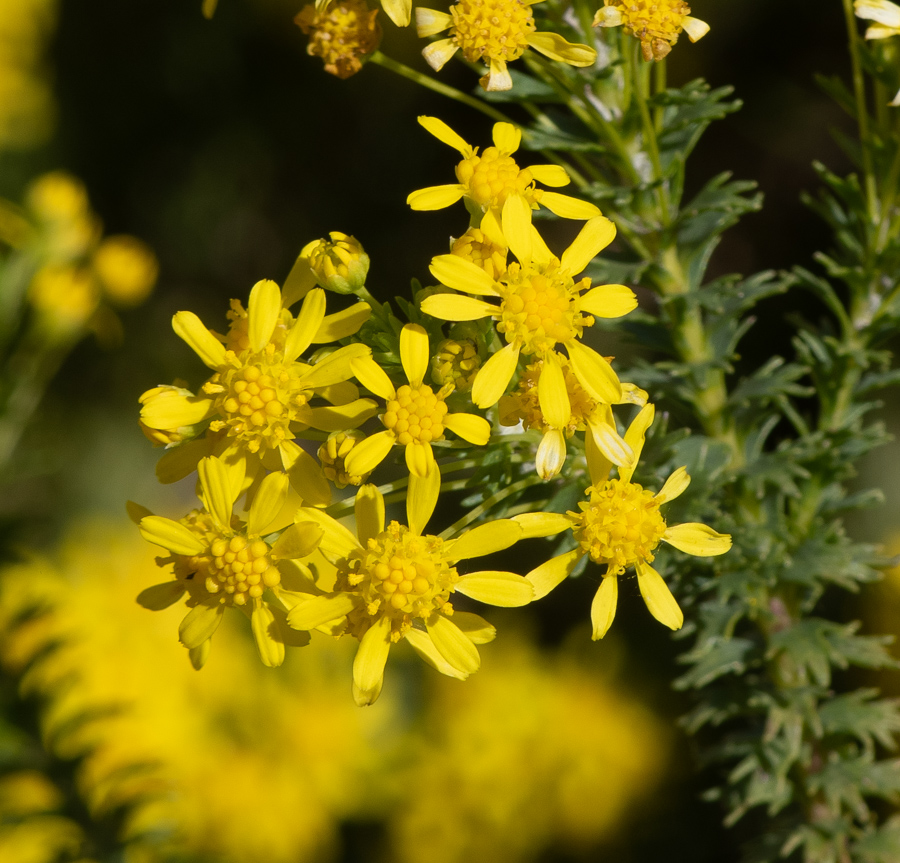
<box><xmin>450</xmin><ymin>0</ymin><xmax>535</xmax><ymax>64</ymax></box>
<box><xmin>572</xmin><ymin>479</ymin><xmax>666</xmax><ymax>573</ymax></box>
<box><xmin>205</xmin><ymin>349</ymin><xmax>307</xmax><ymax>454</ymax></box>
<box><xmin>456</xmin><ymin>148</ymin><xmax>536</xmax><ymax>209</ymax></box>
<box><xmin>383</xmin><ymin>383</ymin><xmax>450</xmax><ymax>445</ymax></box>
<box><xmin>609</xmin><ymin>0</ymin><xmax>690</xmax><ymax>44</ymax></box>
<box><xmin>183</xmin><ymin>528</ymin><xmax>278</xmax><ymax>607</ymax></box>
<box><xmin>496</xmin><ymin>263</ymin><xmax>593</xmax><ymax>355</ymax></box>
<box><xmin>452</xmin><ymin>227</ymin><xmax>507</xmax><ymax>281</ymax></box>
<box><xmin>500</xmin><ymin>358</ymin><xmax>597</xmax><ymax>433</ymax></box>
<box><xmin>341</xmin><ymin>522</ymin><xmax>458</xmax><ymax>638</ymax></box>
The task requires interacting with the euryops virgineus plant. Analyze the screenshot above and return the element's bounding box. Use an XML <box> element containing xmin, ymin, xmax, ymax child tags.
<box><xmin>132</xmin><ymin>0</ymin><xmax>900</xmax><ymax>858</ymax></box>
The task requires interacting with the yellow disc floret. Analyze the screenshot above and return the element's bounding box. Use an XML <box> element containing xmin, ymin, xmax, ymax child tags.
<box><xmin>339</xmin><ymin>521</ymin><xmax>459</xmax><ymax>639</ymax></box>
<box><xmin>451</xmin><ymin>227</ymin><xmax>507</xmax><ymax>280</ymax></box>
<box><xmin>432</xmin><ymin>338</ymin><xmax>481</xmax><ymax>392</ymax></box>
<box><xmin>499</xmin><ymin>358</ymin><xmax>597</xmax><ymax>433</ymax></box>
<box><xmin>449</xmin><ymin>0</ymin><xmax>536</xmax><ymax>66</ymax></box>
<box><xmin>382</xmin><ymin>383</ymin><xmax>451</xmax><ymax>445</ymax></box>
<box><xmin>497</xmin><ymin>263</ymin><xmax>594</xmax><ymax>355</ymax></box>
<box><xmin>456</xmin><ymin>148</ymin><xmax>539</xmax><ymax>210</ymax></box>
<box><xmin>604</xmin><ymin>0</ymin><xmax>691</xmax><ymax>60</ymax></box>
<box><xmin>571</xmin><ymin>479</ymin><xmax>667</xmax><ymax>573</ymax></box>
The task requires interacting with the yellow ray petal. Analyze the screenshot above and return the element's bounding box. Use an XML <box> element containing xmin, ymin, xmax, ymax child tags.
<box><xmin>492</xmin><ymin>121</ymin><xmax>522</xmax><ymax>154</ymax></box>
<box><xmin>529</xmin><ymin>223</ymin><xmax>553</xmax><ymax>266</ymax></box>
<box><xmin>407</xmin><ymin>183</ymin><xmax>466</xmax><ymax>211</ymax></box>
<box><xmin>422</xmin><ymin>37</ymin><xmax>460</xmax><ymax>71</ymax></box>
<box><xmin>248</xmin><ymin>279</ymin><xmax>282</xmax><ymax>352</ymax></box>
<box><xmin>526</xmin><ymin>31</ymin><xmax>597</xmax><ymax>66</ymax></box>
<box><xmin>443</xmin><ymin>411</ymin><xmax>491</xmax><ymax>445</ymax></box>
<box><xmin>537</xmin><ymin>350</ymin><xmax>571</xmax><ymax>429</ymax></box>
<box><xmin>479</xmin><ymin>208</ymin><xmax>507</xmax><ymax>248</ymax></box>
<box><xmin>426</xmin><ymin>614</ymin><xmax>480</xmax><ymax>674</ymax></box>
<box><xmin>526</xmin><ymin>549</ymin><xmax>582</xmax><ymax>600</ymax></box>
<box><xmin>404</xmin><ymin>441</ymin><xmax>434</xmax><ymax>478</ymax></box>
<box><xmin>284</xmin><ymin>287</ymin><xmax>327</xmax><ymax>362</ymax></box>
<box><xmin>560</xmin><ymin>216</ymin><xmax>617</xmax><ymax>275</ymax></box>
<box><xmin>420</xmin><ymin>293</ymin><xmax>498</xmax><ymax>321</ymax></box>
<box><xmin>655</xmin><ymin>466</ymin><xmax>691</xmax><ymax>504</ymax></box>
<box><xmin>198</xmin><ymin>456</ymin><xmax>234</xmax><ymax>529</ymax></box>
<box><xmin>536</xmin><ymin>428</ymin><xmax>567</xmax><ymax>479</ymax></box>
<box><xmin>295</xmin><ymin>507</ymin><xmax>360</xmax><ymax>558</ymax></box>
<box><xmin>271</xmin><ymin>521</ymin><xmax>324</xmax><ymax>560</ymax></box>
<box><xmin>502</xmin><ymin>193</ymin><xmax>534</xmax><ymax>263</ymax></box>
<box><xmin>353</xmin><ymin>616</ymin><xmax>392</xmax><ymax>706</ymax></box>
<box><xmin>511</xmin><ymin>511</ymin><xmax>571</xmax><ymax>538</ymax></box>
<box><xmin>156</xmin><ymin>438</ymin><xmax>209</xmax><ymax>484</ymax></box>
<box><xmin>415</xmin><ymin>6</ymin><xmax>452</xmax><ymax>36</ymax></box>
<box><xmin>539</xmin><ymin>191</ymin><xmax>601</xmax><ymax>220</ymax></box>
<box><xmin>140</xmin><ymin>515</ymin><xmax>206</xmax><ymax>556</ymax></box>
<box><xmin>300</xmin><ymin>343</ymin><xmax>371</xmax><ymax>390</ymax></box>
<box><xmin>585</xmin><ymin>424</ymin><xmax>613</xmax><ymax>485</ymax></box>
<box><xmin>281</xmin><ymin>252</ymin><xmax>317</xmax><ymax>308</ymax></box>
<box><xmin>581</xmin><ymin>284</ymin><xmax>638</xmax><ymax>318</ymax></box>
<box><xmin>282</xmin><ymin>442</ymin><xmax>332</xmax><ymax>507</ymax></box>
<box><xmin>856</xmin><ymin>0</ymin><xmax>900</xmax><ymax>28</ymax></box>
<box><xmin>636</xmin><ymin>560</ymin><xmax>683</xmax><ymax>631</ymax></box>
<box><xmin>404</xmin><ymin>628</ymin><xmax>469</xmax><ymax>680</ymax></box>
<box><xmin>381</xmin><ymin>0</ymin><xmax>411</xmax><ymax>27</ymax></box>
<box><xmin>589</xmin><ymin>419</ymin><xmax>634</xmax><ymax>468</ymax></box>
<box><xmin>682</xmin><ymin>16</ymin><xmax>710</xmax><ymax>42</ymax></box>
<box><xmin>408</xmin><ymin>461</ymin><xmax>440</xmax><ymax>536</ymax></box>
<box><xmin>172</xmin><ymin>311</ymin><xmax>226</xmax><ymax>369</ymax></box>
<box><xmin>400</xmin><ymin>323</ymin><xmax>430</xmax><ymax>387</ymax></box>
<box><xmin>286</xmin><ymin>592</ymin><xmax>357</xmax><ymax>630</ymax></box>
<box><xmin>593</xmin><ymin>6</ymin><xmax>623</xmax><ymax>26</ymax></box>
<box><xmin>127</xmin><ymin>500</ymin><xmax>154</xmax><ymax>524</ymax></box>
<box><xmin>529</xmin><ymin>164</ymin><xmax>570</xmax><ymax>187</ymax></box>
<box><xmin>350</xmin><ymin>355</ymin><xmax>396</xmax><ymax>400</ymax></box>
<box><xmin>481</xmin><ymin>58</ymin><xmax>513</xmax><ymax>92</ymax></box>
<box><xmin>355</xmin><ymin>483</ymin><xmax>385</xmax><ymax>546</ymax></box>
<box><xmin>343</xmin><ymin>429</ymin><xmax>395</xmax><ymax>477</ymax></box>
<box><xmin>295</xmin><ymin>399</ymin><xmax>378</xmax><ymax>432</ymax></box>
<box><xmin>620</xmin><ymin>403</ymin><xmax>654</xmax><ymax>483</ymax></box>
<box><xmin>247</xmin><ymin>471</ymin><xmax>290</xmax><ymax>536</ymax></box>
<box><xmin>455</xmin><ymin>571</ymin><xmax>534</xmax><ymax>606</ymax></box>
<box><xmin>429</xmin><ymin>254</ymin><xmax>499</xmax><ymax>296</ymax></box>
<box><xmin>591</xmin><ymin>576</ymin><xmax>618</xmax><ymax>640</ymax></box>
<box><xmin>136</xmin><ymin>581</ymin><xmax>185</xmax><ymax>611</ymax></box>
<box><xmin>140</xmin><ymin>391</ymin><xmax>214</xmax><ymax>429</ymax></box>
<box><xmin>179</xmin><ymin>603</ymin><xmax>224</xmax><ymax>649</ymax></box>
<box><xmin>566</xmin><ymin>340</ymin><xmax>622</xmax><ymax>403</ymax></box>
<box><xmin>663</xmin><ymin>523</ymin><xmax>732</xmax><ymax>556</ymax></box>
<box><xmin>448</xmin><ymin>519</ymin><xmax>521</xmax><ymax>560</ymax></box>
<box><xmin>472</xmin><ymin>342</ymin><xmax>520</xmax><ymax>408</ymax></box>
<box><xmin>313</xmin><ymin>302</ymin><xmax>371</xmax><ymax>343</ymax></box>
<box><xmin>417</xmin><ymin>115</ymin><xmax>473</xmax><ymax>155</ymax></box>
<box><xmin>252</xmin><ymin>604</ymin><xmax>284</xmax><ymax>668</ymax></box>
<box><xmin>452</xmin><ymin>611</ymin><xmax>496</xmax><ymax>643</ymax></box>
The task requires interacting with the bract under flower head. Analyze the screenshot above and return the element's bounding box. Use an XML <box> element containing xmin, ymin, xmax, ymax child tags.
<box><xmin>521</xmin><ymin>404</ymin><xmax>732</xmax><ymax>639</ymax></box>
<box><xmin>285</xmin><ymin>470</ymin><xmax>534</xmax><ymax>705</ymax></box>
<box><xmin>594</xmin><ymin>0</ymin><xmax>709</xmax><ymax>62</ymax></box>
<box><xmin>421</xmin><ymin>216</ymin><xmax>638</xmax><ymax>422</ymax></box>
<box><xmin>296</xmin><ymin>0</ymin><xmax>382</xmax><ymax>80</ymax></box>
<box><xmin>135</xmin><ymin>457</ymin><xmax>324</xmax><ymax>667</ymax></box>
<box><xmin>407</xmin><ymin>117</ymin><xmax>600</xmax><ymax>242</ymax></box>
<box><xmin>416</xmin><ymin>0</ymin><xmax>596</xmax><ymax>92</ymax></box>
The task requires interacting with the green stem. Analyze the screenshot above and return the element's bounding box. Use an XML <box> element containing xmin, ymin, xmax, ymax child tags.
<box><xmin>632</xmin><ymin>43</ymin><xmax>670</xmax><ymax>226</ymax></box>
<box><xmin>368</xmin><ymin>52</ymin><xmax>514</xmax><ymax>125</ymax></box>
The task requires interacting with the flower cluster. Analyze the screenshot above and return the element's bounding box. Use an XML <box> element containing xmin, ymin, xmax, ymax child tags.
<box><xmin>136</xmin><ymin>115</ymin><xmax>730</xmax><ymax>704</ymax></box>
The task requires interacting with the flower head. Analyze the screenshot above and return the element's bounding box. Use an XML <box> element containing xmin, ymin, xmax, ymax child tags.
<box><xmin>521</xmin><ymin>404</ymin><xmax>732</xmax><ymax>639</ymax></box>
<box><xmin>594</xmin><ymin>0</ymin><xmax>709</xmax><ymax>62</ymax></box>
<box><xmin>421</xmin><ymin>214</ymin><xmax>638</xmax><ymax>425</ymax></box>
<box><xmin>344</xmin><ymin>323</ymin><xmax>491</xmax><ymax>478</ymax></box>
<box><xmin>855</xmin><ymin>1</ymin><xmax>900</xmax><ymax>104</ymax></box>
<box><xmin>431</xmin><ymin>336</ymin><xmax>482</xmax><ymax>392</ymax></box>
<box><xmin>92</xmin><ymin>235</ymin><xmax>158</xmax><ymax>306</ymax></box>
<box><xmin>303</xmin><ymin>231</ymin><xmax>370</xmax><ymax>294</ymax></box>
<box><xmin>407</xmin><ymin>117</ymin><xmax>601</xmax><ymax>241</ymax></box>
<box><xmin>499</xmin><ymin>356</ymin><xmax>648</xmax><ymax>478</ymax></box>
<box><xmin>416</xmin><ymin>0</ymin><xmax>596</xmax><ymax>92</ymax></box>
<box><xmin>296</xmin><ymin>0</ymin><xmax>382</xmax><ymax>80</ymax></box>
<box><xmin>135</xmin><ymin>456</ymin><xmax>325</xmax><ymax>666</ymax></box>
<box><xmin>284</xmin><ymin>469</ymin><xmax>534</xmax><ymax>704</ymax></box>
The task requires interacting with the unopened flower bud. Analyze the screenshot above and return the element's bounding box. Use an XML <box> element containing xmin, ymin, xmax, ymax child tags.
<box><xmin>139</xmin><ymin>384</ymin><xmax>206</xmax><ymax>447</ymax></box>
<box><xmin>431</xmin><ymin>337</ymin><xmax>482</xmax><ymax>393</ymax></box>
<box><xmin>303</xmin><ymin>232</ymin><xmax>370</xmax><ymax>295</ymax></box>
<box><xmin>318</xmin><ymin>430</ymin><xmax>371</xmax><ymax>488</ymax></box>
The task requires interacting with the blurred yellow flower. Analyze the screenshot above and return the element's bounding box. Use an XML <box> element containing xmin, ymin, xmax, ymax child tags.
<box><xmin>295</xmin><ymin>0</ymin><xmax>382</xmax><ymax>79</ymax></box>
<box><xmin>594</xmin><ymin>0</ymin><xmax>709</xmax><ymax>62</ymax></box>
<box><xmin>855</xmin><ymin>0</ymin><xmax>900</xmax><ymax>104</ymax></box>
<box><xmin>92</xmin><ymin>235</ymin><xmax>159</xmax><ymax>306</ymax></box>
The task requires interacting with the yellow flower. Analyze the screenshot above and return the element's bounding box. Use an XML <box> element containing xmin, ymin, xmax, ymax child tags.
<box><xmin>421</xmin><ymin>214</ymin><xmax>638</xmax><ymax>421</ymax></box>
<box><xmin>318</xmin><ymin>430</ymin><xmax>372</xmax><ymax>488</ymax></box>
<box><xmin>139</xmin><ymin>279</ymin><xmax>376</xmax><ymax>503</ymax></box>
<box><xmin>431</xmin><ymin>335</ymin><xmax>482</xmax><ymax>392</ymax></box>
<box><xmin>25</xmin><ymin>171</ymin><xmax>100</xmax><ymax>261</ymax></box>
<box><xmin>499</xmin><ymin>356</ymin><xmax>648</xmax><ymax>479</ymax></box>
<box><xmin>416</xmin><ymin>0</ymin><xmax>596</xmax><ymax>92</ymax></box>
<box><xmin>407</xmin><ymin>117</ymin><xmax>600</xmax><ymax>240</ymax></box>
<box><xmin>344</xmin><ymin>323</ymin><xmax>491</xmax><ymax>478</ymax></box>
<box><xmin>27</xmin><ymin>264</ymin><xmax>99</xmax><ymax>332</ymax></box>
<box><xmin>302</xmin><ymin>231</ymin><xmax>370</xmax><ymax>294</ymax></box>
<box><xmin>136</xmin><ymin>455</ymin><xmax>325</xmax><ymax>667</ymax></box>
<box><xmin>92</xmin><ymin>234</ymin><xmax>159</xmax><ymax>306</ymax></box>
<box><xmin>296</xmin><ymin>0</ymin><xmax>382</xmax><ymax>79</ymax></box>
<box><xmin>521</xmin><ymin>404</ymin><xmax>732</xmax><ymax>639</ymax></box>
<box><xmin>594</xmin><ymin>0</ymin><xmax>709</xmax><ymax>62</ymax></box>
<box><xmin>855</xmin><ymin>0</ymin><xmax>900</xmax><ymax>104</ymax></box>
<box><xmin>285</xmin><ymin>471</ymin><xmax>534</xmax><ymax>704</ymax></box>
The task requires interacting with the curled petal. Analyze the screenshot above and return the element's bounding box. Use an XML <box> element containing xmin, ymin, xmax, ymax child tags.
<box><xmin>593</xmin><ymin>6</ymin><xmax>624</xmax><ymax>26</ymax></box>
<box><xmin>248</xmin><ymin>279</ymin><xmax>282</xmax><ymax>352</ymax></box>
<box><xmin>663</xmin><ymin>523</ymin><xmax>732</xmax><ymax>556</ymax></box>
<box><xmin>405</xmin><ymin>441</ymin><xmax>435</xmax><ymax>478</ymax></box>
<box><xmin>537</xmin><ymin>351</ymin><xmax>571</xmax><ymax>429</ymax></box>
<box><xmin>620</xmin><ymin>403</ymin><xmax>655</xmax><ymax>483</ymax></box>
<box><xmin>198</xmin><ymin>456</ymin><xmax>234</xmax><ymax>530</ymax></box>
<box><xmin>526</xmin><ymin>31</ymin><xmax>597</xmax><ymax>67</ymax></box>
<box><xmin>343</xmin><ymin>429</ymin><xmax>395</xmax><ymax>478</ymax></box>
<box><xmin>481</xmin><ymin>58</ymin><xmax>513</xmax><ymax>92</ymax></box>
<box><xmin>355</xmin><ymin>483</ymin><xmax>385</xmax><ymax>546</ymax></box>
<box><xmin>536</xmin><ymin>429</ymin><xmax>567</xmax><ymax>479</ymax></box>
<box><xmin>682</xmin><ymin>16</ymin><xmax>710</xmax><ymax>42</ymax></box>
<box><xmin>353</xmin><ymin>616</ymin><xmax>392</xmax><ymax>706</ymax></box>
<box><xmin>179</xmin><ymin>603</ymin><xmax>224</xmax><ymax>650</ymax></box>
<box><xmin>284</xmin><ymin>288</ymin><xmax>327</xmax><ymax>362</ymax></box>
<box><xmin>422</xmin><ymin>38</ymin><xmax>460</xmax><ymax>72</ymax></box>
<box><xmin>405</xmin><ymin>627</ymin><xmax>468</xmax><ymax>679</ymax></box>
<box><xmin>248</xmin><ymin>471</ymin><xmax>291</xmax><ymax>535</ymax></box>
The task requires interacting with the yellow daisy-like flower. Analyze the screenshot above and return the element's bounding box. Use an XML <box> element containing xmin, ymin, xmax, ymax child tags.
<box><xmin>407</xmin><ymin>117</ymin><xmax>601</xmax><ymax>242</ymax></box>
<box><xmin>344</xmin><ymin>323</ymin><xmax>492</xmax><ymax>478</ymax></box>
<box><xmin>499</xmin><ymin>356</ymin><xmax>648</xmax><ymax>479</ymax></box>
<box><xmin>421</xmin><ymin>213</ymin><xmax>638</xmax><ymax>423</ymax></box>
<box><xmin>416</xmin><ymin>0</ymin><xmax>596</xmax><ymax>92</ymax></box>
<box><xmin>519</xmin><ymin>404</ymin><xmax>731</xmax><ymax>638</ymax></box>
<box><xmin>134</xmin><ymin>455</ymin><xmax>325</xmax><ymax>667</ymax></box>
<box><xmin>284</xmin><ymin>469</ymin><xmax>534</xmax><ymax>704</ymax></box>
<box><xmin>312</xmin><ymin>0</ymin><xmax>409</xmax><ymax>29</ymax></box>
<box><xmin>594</xmin><ymin>0</ymin><xmax>709</xmax><ymax>62</ymax></box>
<box><xmin>855</xmin><ymin>0</ymin><xmax>900</xmax><ymax>104</ymax></box>
<box><xmin>139</xmin><ymin>279</ymin><xmax>376</xmax><ymax>504</ymax></box>
<box><xmin>296</xmin><ymin>0</ymin><xmax>382</xmax><ymax>80</ymax></box>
